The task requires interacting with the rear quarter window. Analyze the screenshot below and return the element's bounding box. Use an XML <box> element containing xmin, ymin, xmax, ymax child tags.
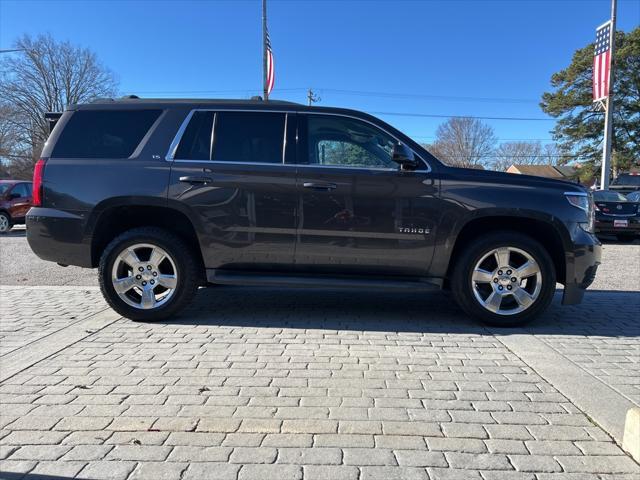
<box><xmin>51</xmin><ymin>109</ymin><xmax>162</xmax><ymax>159</ymax></box>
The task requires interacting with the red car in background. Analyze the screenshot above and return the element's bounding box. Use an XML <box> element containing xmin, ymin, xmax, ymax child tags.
<box><xmin>0</xmin><ymin>180</ymin><xmax>33</xmax><ymax>233</ymax></box>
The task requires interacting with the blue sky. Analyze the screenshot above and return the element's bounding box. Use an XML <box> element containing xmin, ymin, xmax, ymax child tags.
<box><xmin>1</xmin><ymin>0</ymin><xmax>638</xmax><ymax>145</ymax></box>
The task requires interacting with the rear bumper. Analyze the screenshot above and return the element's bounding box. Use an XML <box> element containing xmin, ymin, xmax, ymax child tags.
<box><xmin>26</xmin><ymin>207</ymin><xmax>93</xmax><ymax>268</ymax></box>
<box><xmin>561</xmin><ymin>227</ymin><xmax>602</xmax><ymax>305</ymax></box>
<box><xmin>595</xmin><ymin>217</ymin><xmax>640</xmax><ymax>236</ymax></box>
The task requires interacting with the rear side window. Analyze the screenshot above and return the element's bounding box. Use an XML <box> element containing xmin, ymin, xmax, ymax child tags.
<box><xmin>174</xmin><ymin>111</ymin><xmax>214</xmax><ymax>160</ymax></box>
<box><xmin>51</xmin><ymin>110</ymin><xmax>161</xmax><ymax>159</ymax></box>
<box><xmin>173</xmin><ymin>111</ymin><xmax>286</xmax><ymax>163</ymax></box>
<box><xmin>213</xmin><ymin>112</ymin><xmax>285</xmax><ymax>164</ymax></box>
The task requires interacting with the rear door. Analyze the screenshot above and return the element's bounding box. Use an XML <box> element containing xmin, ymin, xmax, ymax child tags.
<box><xmin>167</xmin><ymin>109</ymin><xmax>298</xmax><ymax>271</ymax></box>
<box><xmin>294</xmin><ymin>113</ymin><xmax>439</xmax><ymax>276</ymax></box>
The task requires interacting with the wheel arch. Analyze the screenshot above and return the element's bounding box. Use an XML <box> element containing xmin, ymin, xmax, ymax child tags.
<box><xmin>89</xmin><ymin>200</ymin><xmax>205</xmax><ymax>281</ymax></box>
<box><xmin>445</xmin><ymin>213</ymin><xmax>568</xmax><ymax>286</ymax></box>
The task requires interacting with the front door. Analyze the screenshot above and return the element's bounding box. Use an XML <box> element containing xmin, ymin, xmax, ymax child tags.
<box><xmin>8</xmin><ymin>183</ymin><xmax>32</xmax><ymax>220</ymax></box>
<box><xmin>294</xmin><ymin>113</ymin><xmax>439</xmax><ymax>276</ymax></box>
<box><xmin>167</xmin><ymin>110</ymin><xmax>298</xmax><ymax>271</ymax></box>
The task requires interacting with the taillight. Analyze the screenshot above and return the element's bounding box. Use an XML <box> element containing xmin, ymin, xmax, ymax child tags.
<box><xmin>33</xmin><ymin>158</ymin><xmax>46</xmax><ymax>206</ymax></box>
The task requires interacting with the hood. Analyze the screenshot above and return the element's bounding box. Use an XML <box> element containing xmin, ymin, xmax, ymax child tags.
<box><xmin>442</xmin><ymin>166</ymin><xmax>585</xmax><ymax>192</ymax></box>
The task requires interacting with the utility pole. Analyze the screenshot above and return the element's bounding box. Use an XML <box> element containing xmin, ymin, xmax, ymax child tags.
<box><xmin>262</xmin><ymin>0</ymin><xmax>268</xmax><ymax>101</ymax></box>
<box><xmin>600</xmin><ymin>0</ymin><xmax>617</xmax><ymax>190</ymax></box>
<box><xmin>307</xmin><ymin>88</ymin><xmax>320</xmax><ymax>106</ymax></box>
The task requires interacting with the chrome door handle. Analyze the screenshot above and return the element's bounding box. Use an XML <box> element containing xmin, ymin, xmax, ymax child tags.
<box><xmin>179</xmin><ymin>176</ymin><xmax>212</xmax><ymax>184</ymax></box>
<box><xmin>303</xmin><ymin>182</ymin><xmax>337</xmax><ymax>191</ymax></box>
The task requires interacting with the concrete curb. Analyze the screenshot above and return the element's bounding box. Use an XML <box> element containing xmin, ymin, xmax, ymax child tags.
<box><xmin>0</xmin><ymin>308</ymin><xmax>120</xmax><ymax>382</ymax></box>
<box><xmin>495</xmin><ymin>332</ymin><xmax>637</xmax><ymax>446</ymax></box>
<box><xmin>623</xmin><ymin>407</ymin><xmax>640</xmax><ymax>462</ymax></box>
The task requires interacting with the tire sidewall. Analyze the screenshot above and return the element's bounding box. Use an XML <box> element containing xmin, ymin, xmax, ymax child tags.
<box><xmin>453</xmin><ymin>233</ymin><xmax>556</xmax><ymax>327</ymax></box>
<box><xmin>99</xmin><ymin>229</ymin><xmax>196</xmax><ymax>321</ymax></box>
<box><xmin>0</xmin><ymin>212</ymin><xmax>11</xmax><ymax>234</ymax></box>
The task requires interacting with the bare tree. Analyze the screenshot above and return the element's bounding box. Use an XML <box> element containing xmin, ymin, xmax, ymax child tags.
<box><xmin>0</xmin><ymin>34</ymin><xmax>118</xmax><ymax>177</ymax></box>
<box><xmin>427</xmin><ymin>117</ymin><xmax>497</xmax><ymax>168</ymax></box>
<box><xmin>492</xmin><ymin>142</ymin><xmax>566</xmax><ymax>171</ymax></box>
<box><xmin>493</xmin><ymin>141</ymin><xmax>544</xmax><ymax>171</ymax></box>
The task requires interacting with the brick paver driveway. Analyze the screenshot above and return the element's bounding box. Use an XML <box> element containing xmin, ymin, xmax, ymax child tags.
<box><xmin>1</xmin><ymin>282</ymin><xmax>638</xmax><ymax>480</ymax></box>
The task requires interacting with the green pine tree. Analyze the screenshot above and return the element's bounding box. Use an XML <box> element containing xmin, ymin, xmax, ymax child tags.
<box><xmin>540</xmin><ymin>27</ymin><xmax>639</xmax><ymax>175</ymax></box>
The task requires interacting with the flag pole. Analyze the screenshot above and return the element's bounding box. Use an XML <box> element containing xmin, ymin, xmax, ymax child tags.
<box><xmin>600</xmin><ymin>0</ymin><xmax>617</xmax><ymax>190</ymax></box>
<box><xmin>262</xmin><ymin>0</ymin><xmax>268</xmax><ymax>101</ymax></box>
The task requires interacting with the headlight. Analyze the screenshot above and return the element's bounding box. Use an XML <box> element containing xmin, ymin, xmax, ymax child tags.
<box><xmin>565</xmin><ymin>192</ymin><xmax>589</xmax><ymax>212</ymax></box>
<box><xmin>565</xmin><ymin>192</ymin><xmax>595</xmax><ymax>233</ymax></box>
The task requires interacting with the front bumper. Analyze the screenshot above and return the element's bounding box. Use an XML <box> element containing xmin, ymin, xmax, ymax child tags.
<box><xmin>561</xmin><ymin>227</ymin><xmax>602</xmax><ymax>305</ymax></box>
<box><xmin>26</xmin><ymin>207</ymin><xmax>93</xmax><ymax>268</ymax></box>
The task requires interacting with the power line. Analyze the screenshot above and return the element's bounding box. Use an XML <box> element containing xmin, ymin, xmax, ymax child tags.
<box><xmin>370</xmin><ymin>111</ymin><xmax>555</xmax><ymax>121</ymax></box>
<box><xmin>125</xmin><ymin>88</ymin><xmax>555</xmax><ymax>121</ymax></box>
<box><xmin>319</xmin><ymin>88</ymin><xmax>538</xmax><ymax>104</ymax></box>
<box><xmin>131</xmin><ymin>87</ymin><xmax>540</xmax><ymax>105</ymax></box>
<box><xmin>411</xmin><ymin>135</ymin><xmax>554</xmax><ymax>141</ymax></box>
<box><xmin>432</xmin><ymin>154</ymin><xmax>590</xmax><ymax>158</ymax></box>
<box><xmin>131</xmin><ymin>88</ymin><xmax>307</xmax><ymax>95</ymax></box>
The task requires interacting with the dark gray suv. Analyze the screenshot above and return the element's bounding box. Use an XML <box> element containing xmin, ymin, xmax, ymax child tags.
<box><xmin>27</xmin><ymin>98</ymin><xmax>601</xmax><ymax>326</ymax></box>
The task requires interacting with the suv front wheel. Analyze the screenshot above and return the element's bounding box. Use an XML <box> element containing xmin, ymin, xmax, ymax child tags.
<box><xmin>99</xmin><ymin>227</ymin><xmax>199</xmax><ymax>321</ymax></box>
<box><xmin>452</xmin><ymin>232</ymin><xmax>556</xmax><ymax>327</ymax></box>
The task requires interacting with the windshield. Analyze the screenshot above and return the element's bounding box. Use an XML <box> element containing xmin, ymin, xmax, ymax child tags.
<box><xmin>594</xmin><ymin>190</ymin><xmax>629</xmax><ymax>202</ymax></box>
<box><xmin>0</xmin><ymin>184</ymin><xmax>10</xmax><ymax>196</ymax></box>
<box><xmin>612</xmin><ymin>174</ymin><xmax>640</xmax><ymax>186</ymax></box>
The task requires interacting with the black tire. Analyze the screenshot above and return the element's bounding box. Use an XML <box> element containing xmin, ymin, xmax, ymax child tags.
<box><xmin>451</xmin><ymin>231</ymin><xmax>556</xmax><ymax>327</ymax></box>
<box><xmin>98</xmin><ymin>227</ymin><xmax>200</xmax><ymax>321</ymax></box>
<box><xmin>0</xmin><ymin>212</ymin><xmax>12</xmax><ymax>234</ymax></box>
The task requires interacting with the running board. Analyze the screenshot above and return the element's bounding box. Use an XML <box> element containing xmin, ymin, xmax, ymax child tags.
<box><xmin>206</xmin><ymin>269</ymin><xmax>442</xmax><ymax>291</ymax></box>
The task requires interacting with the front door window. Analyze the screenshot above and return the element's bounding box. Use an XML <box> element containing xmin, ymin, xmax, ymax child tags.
<box><xmin>307</xmin><ymin>115</ymin><xmax>397</xmax><ymax>169</ymax></box>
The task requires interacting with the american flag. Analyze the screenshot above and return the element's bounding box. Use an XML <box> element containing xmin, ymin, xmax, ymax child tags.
<box><xmin>265</xmin><ymin>28</ymin><xmax>275</xmax><ymax>96</ymax></box>
<box><xmin>593</xmin><ymin>21</ymin><xmax>612</xmax><ymax>102</ymax></box>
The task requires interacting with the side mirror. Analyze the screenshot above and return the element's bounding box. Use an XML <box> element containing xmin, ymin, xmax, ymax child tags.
<box><xmin>9</xmin><ymin>193</ymin><xmax>21</xmax><ymax>200</ymax></box>
<box><xmin>392</xmin><ymin>143</ymin><xmax>418</xmax><ymax>170</ymax></box>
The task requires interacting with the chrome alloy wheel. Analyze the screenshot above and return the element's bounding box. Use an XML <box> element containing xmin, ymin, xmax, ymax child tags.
<box><xmin>111</xmin><ymin>243</ymin><xmax>178</xmax><ymax>310</ymax></box>
<box><xmin>471</xmin><ymin>246</ymin><xmax>542</xmax><ymax>316</ymax></box>
<box><xmin>0</xmin><ymin>214</ymin><xmax>9</xmax><ymax>233</ymax></box>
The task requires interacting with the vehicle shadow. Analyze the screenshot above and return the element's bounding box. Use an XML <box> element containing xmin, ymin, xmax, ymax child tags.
<box><xmin>1</xmin><ymin>228</ymin><xmax>26</xmax><ymax>238</ymax></box>
<box><xmin>0</xmin><ymin>474</ymin><xmax>73</xmax><ymax>480</ymax></box>
<box><xmin>168</xmin><ymin>286</ymin><xmax>640</xmax><ymax>338</ymax></box>
<box><xmin>597</xmin><ymin>233</ymin><xmax>640</xmax><ymax>245</ymax></box>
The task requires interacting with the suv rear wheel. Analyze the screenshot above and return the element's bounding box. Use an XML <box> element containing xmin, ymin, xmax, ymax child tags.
<box><xmin>0</xmin><ymin>212</ymin><xmax>12</xmax><ymax>234</ymax></box>
<box><xmin>98</xmin><ymin>227</ymin><xmax>199</xmax><ymax>321</ymax></box>
<box><xmin>452</xmin><ymin>232</ymin><xmax>556</xmax><ymax>327</ymax></box>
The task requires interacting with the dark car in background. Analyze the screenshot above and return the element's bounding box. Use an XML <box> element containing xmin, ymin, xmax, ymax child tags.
<box><xmin>0</xmin><ymin>180</ymin><xmax>33</xmax><ymax>233</ymax></box>
<box><xmin>26</xmin><ymin>98</ymin><xmax>601</xmax><ymax>326</ymax></box>
<box><xmin>609</xmin><ymin>173</ymin><xmax>640</xmax><ymax>196</ymax></box>
<box><xmin>593</xmin><ymin>189</ymin><xmax>640</xmax><ymax>241</ymax></box>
